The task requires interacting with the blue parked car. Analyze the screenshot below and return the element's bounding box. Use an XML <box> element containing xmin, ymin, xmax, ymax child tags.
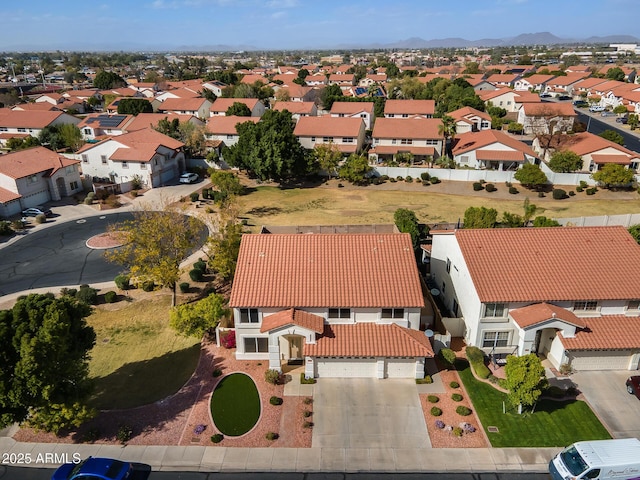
<box><xmin>51</xmin><ymin>457</ymin><xmax>132</xmax><ymax>480</ymax></box>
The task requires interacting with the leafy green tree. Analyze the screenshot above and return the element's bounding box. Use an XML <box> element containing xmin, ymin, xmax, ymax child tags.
<box><xmin>58</xmin><ymin>123</ymin><xmax>84</xmax><ymax>151</ymax></box>
<box><xmin>514</xmin><ymin>163</ymin><xmax>548</xmax><ymax>190</ymax></box>
<box><xmin>507</xmin><ymin>122</ymin><xmax>524</xmax><ymax>134</ymax></box>
<box><xmin>462</xmin><ymin>62</ymin><xmax>480</xmax><ymax>74</ymax></box>
<box><xmin>93</xmin><ymin>70</ymin><xmax>126</xmax><ymax>89</ymax></box>
<box><xmin>628</xmin><ymin>224</ymin><xmax>640</xmax><ymax>244</ymax></box>
<box><xmin>604</xmin><ymin>67</ymin><xmax>625</xmax><ymax>81</ymax></box>
<box><xmin>523</xmin><ymin>197</ymin><xmax>537</xmax><ymax>225</ymax></box>
<box><xmin>207</xmin><ymin>210</ymin><xmax>243</xmax><ymax>282</ymax></box>
<box><xmin>562</xmin><ymin>54</ymin><xmax>580</xmax><ymax>68</ymax></box>
<box><xmin>504</xmin><ymin>354</ymin><xmax>548</xmax><ymax>414</ymax></box>
<box><xmin>438</xmin><ymin>115</ymin><xmax>457</xmax><ymax>158</ymax></box>
<box><xmin>169</xmin><ymin>293</ymin><xmax>229</xmax><ymax>338</ymax></box>
<box><xmin>592</xmin><ymin>163</ymin><xmax>636</xmax><ymax>188</ymax></box>
<box><xmin>501</xmin><ymin>211</ymin><xmax>524</xmax><ymax>228</ymax></box>
<box><xmin>178</xmin><ymin>122</ymin><xmax>207</xmax><ymax>157</ymax></box>
<box><xmin>104</xmin><ymin>206</ymin><xmax>204</xmax><ymax>306</ymax></box>
<box><xmin>320</xmin><ymin>84</ymin><xmax>343</xmax><ymax>110</ymax></box>
<box><xmin>599</xmin><ymin>129</ymin><xmax>625</xmax><ymax>145</ymax></box>
<box><xmin>155</xmin><ymin>117</ymin><xmax>181</xmax><ymax>139</ymax></box>
<box><xmin>548</xmin><ymin>150</ymin><xmax>583</xmax><ymax>173</ymax></box>
<box><xmin>463</xmin><ymin>206</ymin><xmax>498</xmax><ymax>229</ymax></box>
<box><xmin>532</xmin><ymin>216</ymin><xmax>561</xmax><ymax>227</ymax></box>
<box><xmin>312</xmin><ymin>143</ymin><xmax>342</xmax><ymax>178</ymax></box>
<box><xmin>227</xmin><ymin>109</ymin><xmax>309</xmax><ymax>182</ymax></box>
<box><xmin>117</xmin><ymin>98</ymin><xmax>153</xmax><ymax>115</ymax></box>
<box><xmin>210</xmin><ymin>170</ymin><xmax>244</xmax><ymax>202</ymax></box>
<box><xmin>225</xmin><ymin>102</ymin><xmax>252</xmax><ymax>117</ymax></box>
<box><xmin>613</xmin><ymin>105</ymin><xmax>628</xmax><ymax>115</ymax></box>
<box><xmin>0</xmin><ymin>294</ymin><xmax>96</xmax><ymax>433</ymax></box>
<box><xmin>338</xmin><ymin>153</ymin><xmax>372</xmax><ymax>185</ymax></box>
<box><xmin>6</xmin><ymin>136</ymin><xmax>41</xmax><ymax>151</ymax></box>
<box><xmin>628</xmin><ymin>113</ymin><xmax>639</xmax><ymax>131</ymax></box>
<box><xmin>394</xmin><ymin>208</ymin><xmax>421</xmax><ymax>249</ymax></box>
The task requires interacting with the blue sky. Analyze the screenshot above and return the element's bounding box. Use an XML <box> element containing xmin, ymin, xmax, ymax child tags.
<box><xmin>1</xmin><ymin>0</ymin><xmax>638</xmax><ymax>51</ymax></box>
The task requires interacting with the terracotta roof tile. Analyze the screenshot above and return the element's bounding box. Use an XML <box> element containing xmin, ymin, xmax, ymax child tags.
<box><xmin>448</xmin><ymin>106</ymin><xmax>491</xmax><ymax>123</ymax></box>
<box><xmin>451</xmin><ymin>226</ymin><xmax>640</xmax><ymax>302</ymax></box>
<box><xmin>294</xmin><ymin>116</ymin><xmax>363</xmax><ymax>137</ymax></box>
<box><xmin>0</xmin><ymin>146</ymin><xmax>79</xmax><ymax>179</ymax></box>
<box><xmin>211</xmin><ymin>98</ymin><xmax>259</xmax><ymax>113</ymax></box>
<box><xmin>330</xmin><ymin>101</ymin><xmax>374</xmax><ymax>115</ymax></box>
<box><xmin>510</xmin><ymin>303</ymin><xmax>586</xmax><ymax>329</ymax></box>
<box><xmin>372</xmin><ymin>117</ymin><xmax>441</xmax><ymax>140</ymax></box>
<box><xmin>125</xmin><ymin>112</ymin><xmax>198</xmax><ymax>132</ymax></box>
<box><xmin>85</xmin><ymin>128</ymin><xmax>184</xmax><ymax>162</ymax></box>
<box><xmin>304</xmin><ymin>323</ymin><xmax>434</xmax><ymax>357</ymax></box>
<box><xmin>0</xmin><ymin>186</ymin><xmax>21</xmax><ymax>202</ymax></box>
<box><xmin>560</xmin><ymin>315</ymin><xmax>640</xmax><ymax>350</ymax></box>
<box><xmin>522</xmin><ymin>103</ymin><xmax>577</xmax><ymax>117</ymax></box>
<box><xmin>158</xmin><ymin>97</ymin><xmax>209</xmax><ymax>112</ymax></box>
<box><xmin>370</xmin><ymin>145</ymin><xmax>435</xmax><ymax>156</ymax></box>
<box><xmin>205</xmin><ymin>115</ymin><xmax>260</xmax><ymax>135</ymax></box>
<box><xmin>229</xmin><ymin>233</ymin><xmax>424</xmax><ymax>308</ymax></box>
<box><xmin>272</xmin><ymin>101</ymin><xmax>316</xmax><ymax>114</ymax></box>
<box><xmin>260</xmin><ymin>308</ymin><xmax>324</xmax><ymax>333</ymax></box>
<box><xmin>591</xmin><ymin>154</ymin><xmax>632</xmax><ymax>164</ymax></box>
<box><xmin>546</xmin><ymin>132</ymin><xmax>639</xmax><ymax>158</ymax></box>
<box><xmin>384</xmin><ymin>100</ymin><xmax>435</xmax><ymax>115</ymax></box>
<box><xmin>0</xmin><ymin>109</ymin><xmax>67</xmax><ymax>128</ymax></box>
<box><xmin>452</xmin><ymin>129</ymin><xmax>536</xmax><ymax>158</ymax></box>
<box><xmin>475</xmin><ymin>149</ymin><xmax>525</xmax><ymax>162</ymax></box>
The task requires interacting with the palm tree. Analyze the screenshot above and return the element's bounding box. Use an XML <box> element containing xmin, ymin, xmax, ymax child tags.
<box><xmin>438</xmin><ymin>115</ymin><xmax>457</xmax><ymax>159</ymax></box>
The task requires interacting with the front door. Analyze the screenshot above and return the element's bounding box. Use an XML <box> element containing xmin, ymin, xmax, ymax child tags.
<box><xmin>533</xmin><ymin>330</ymin><xmax>542</xmax><ymax>354</ymax></box>
<box><xmin>289</xmin><ymin>336</ymin><xmax>302</xmax><ymax>360</ymax></box>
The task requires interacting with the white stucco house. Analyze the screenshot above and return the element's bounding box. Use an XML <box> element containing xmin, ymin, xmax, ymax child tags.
<box><xmin>430</xmin><ymin>226</ymin><xmax>640</xmax><ymax>371</ymax></box>
<box><xmin>204</xmin><ymin>115</ymin><xmax>260</xmax><ymax>148</ymax></box>
<box><xmin>228</xmin><ymin>233</ymin><xmax>433</xmax><ymax>379</ymax></box>
<box><xmin>452</xmin><ymin>129</ymin><xmax>538</xmax><ymax>170</ymax></box>
<box><xmin>0</xmin><ymin>109</ymin><xmax>80</xmax><ymax>148</ymax></box>
<box><xmin>330</xmin><ymin>101</ymin><xmax>375</xmax><ymax>130</ymax></box>
<box><xmin>448</xmin><ymin>106</ymin><xmax>491</xmax><ymax>134</ymax></box>
<box><xmin>293</xmin><ymin>116</ymin><xmax>366</xmax><ymax>154</ymax></box>
<box><xmin>517</xmin><ymin>102</ymin><xmax>577</xmax><ymax>135</ymax></box>
<box><xmin>369</xmin><ymin>117</ymin><xmax>443</xmax><ymax>164</ymax></box>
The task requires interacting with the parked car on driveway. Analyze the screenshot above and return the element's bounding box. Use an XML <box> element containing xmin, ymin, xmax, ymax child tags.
<box><xmin>573</xmin><ymin>100</ymin><xmax>589</xmax><ymax>108</ymax></box>
<box><xmin>601</xmin><ymin>111</ymin><xmax>615</xmax><ymax>117</ymax></box>
<box><xmin>540</xmin><ymin>92</ymin><xmax>552</xmax><ymax>98</ymax></box>
<box><xmin>558</xmin><ymin>95</ymin><xmax>572</xmax><ymax>101</ymax></box>
<box><xmin>179</xmin><ymin>172</ymin><xmax>199</xmax><ymax>184</ymax></box>
<box><xmin>627</xmin><ymin>375</ymin><xmax>640</xmax><ymax>399</ymax></box>
<box><xmin>51</xmin><ymin>457</ymin><xmax>133</xmax><ymax>480</ymax></box>
<box><xmin>21</xmin><ymin>206</ymin><xmax>52</xmax><ymax>217</ymax></box>
<box><xmin>616</xmin><ymin>115</ymin><xmax>629</xmax><ymax>124</ymax></box>
<box><xmin>589</xmin><ymin>105</ymin><xmax>605</xmax><ymax>112</ymax></box>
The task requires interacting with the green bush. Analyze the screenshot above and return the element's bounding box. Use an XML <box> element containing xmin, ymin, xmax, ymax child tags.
<box><xmin>300</xmin><ymin>373</ymin><xmax>316</xmax><ymax>384</ymax></box>
<box><xmin>405</xmin><ymin>176</ymin><xmax>413</xmax><ymax>183</ymax></box>
<box><xmin>416</xmin><ymin>375</ymin><xmax>433</xmax><ymax>384</ymax></box>
<box><xmin>60</xmin><ymin>287</ymin><xmax>77</xmax><ymax>298</ymax></box>
<box><xmin>568</xmin><ymin>190</ymin><xmax>575</xmax><ymax>196</ymax></box>
<box><xmin>439</xmin><ymin>347</ymin><xmax>456</xmax><ymax>365</ymax></box>
<box><xmin>396</xmin><ymin>176</ymin><xmax>404</xmax><ymax>182</ymax></box>
<box><xmin>202</xmin><ymin>188</ymin><xmax>210</xmax><ymax>199</ymax></box>
<box><xmin>303</xmin><ymin>421</ymin><xmax>313</xmax><ymax>428</ymax></box>
<box><xmin>427</xmin><ymin>395</ymin><xmax>439</xmax><ymax>403</ymax></box>
<box><xmin>265</xmin><ymin>369</ymin><xmax>281</xmax><ymax>385</ymax></box>
<box><xmin>104</xmin><ymin>291</ymin><xmax>117</xmax><ymax>303</ymax></box>
<box><xmin>84</xmin><ymin>192</ymin><xmax>95</xmax><ymax>205</ymax></box>
<box><xmin>473</xmin><ymin>361</ymin><xmax>491</xmax><ymax>379</ymax></box>
<box><xmin>579</xmin><ymin>180</ymin><xmax>588</xmax><ymax>188</ymax></box>
<box><xmin>0</xmin><ymin>221</ymin><xmax>13</xmax><ymax>236</ymax></box>
<box><xmin>189</xmin><ymin>268</ymin><xmax>203</xmax><ymax>282</ymax></box>
<box><xmin>420</xmin><ymin>172</ymin><xmax>430</xmax><ymax>181</ymax></box>
<box><xmin>430</xmin><ymin>407</ymin><xmax>442</xmax><ymax>416</ymax></box>
<box><xmin>193</xmin><ymin>259</ymin><xmax>207</xmax><ymax>273</ymax></box>
<box><xmin>451</xmin><ymin>393</ymin><xmax>463</xmax><ymax>402</ymax></box>
<box><xmin>485</xmin><ymin>183</ymin><xmax>496</xmax><ymax>192</ymax></box>
<box><xmin>430</xmin><ymin>176</ymin><xmax>440</xmax><ymax>184</ymax></box>
<box><xmin>576</xmin><ymin>186</ymin><xmax>584</xmax><ymax>192</ymax></box>
<box><xmin>509</xmin><ymin>186</ymin><xmax>519</xmax><ymax>194</ymax></box>
<box><xmin>76</xmin><ymin>285</ymin><xmax>98</xmax><ymax>305</ymax></box>
<box><xmin>552</xmin><ymin>188</ymin><xmax>568</xmax><ymax>200</ymax></box>
<box><xmin>456</xmin><ymin>405</ymin><xmax>472</xmax><ymax>416</ymax></box>
<box><xmin>141</xmin><ymin>280</ymin><xmax>155</xmax><ymax>292</ymax></box>
<box><xmin>114</xmin><ymin>274</ymin><xmax>130</xmax><ymax>290</ymax></box>
<box><xmin>211</xmin><ymin>434</ymin><xmax>223</xmax><ymax>443</ymax></box>
<box><xmin>212</xmin><ymin>368</ymin><xmax>222</xmax><ymax>377</ymax></box>
<box><xmin>390</xmin><ymin>177</ymin><xmax>397</xmax><ymax>183</ymax></box>
<box><xmin>465</xmin><ymin>346</ymin><xmax>485</xmax><ymax>363</ymax></box>
<box><xmin>116</xmin><ymin>425</ymin><xmax>133</xmax><ymax>444</ymax></box>
<box><xmin>473</xmin><ymin>182</ymin><xmax>484</xmax><ymax>191</ymax></box>
<box><xmin>452</xmin><ymin>427</ymin><xmax>464</xmax><ymax>437</ymax></box>
<box><xmin>303</xmin><ymin>397</ymin><xmax>313</xmax><ymax>405</ymax></box>
<box><xmin>35</xmin><ymin>214</ymin><xmax>47</xmax><ymax>224</ymax></box>
<box><xmin>586</xmin><ymin>187</ymin><xmax>597</xmax><ymax>195</ymax></box>
<box><xmin>190</xmin><ymin>192</ymin><xmax>199</xmax><ymax>202</ymax></box>
<box><xmin>303</xmin><ymin>410</ymin><xmax>312</xmax><ymax>418</ymax></box>
<box><xmin>265</xmin><ymin>432</ymin><xmax>279</xmax><ymax>440</ymax></box>
<box><xmin>449</xmin><ymin>381</ymin><xmax>460</xmax><ymax>388</ymax></box>
<box><xmin>270</xmin><ymin>396</ymin><xmax>283</xmax><ymax>406</ymax></box>
<box><xmin>179</xmin><ymin>282</ymin><xmax>190</xmax><ymax>293</ymax></box>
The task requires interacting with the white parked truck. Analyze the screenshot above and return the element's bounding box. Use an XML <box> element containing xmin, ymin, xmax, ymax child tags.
<box><xmin>549</xmin><ymin>438</ymin><xmax>640</xmax><ymax>480</ymax></box>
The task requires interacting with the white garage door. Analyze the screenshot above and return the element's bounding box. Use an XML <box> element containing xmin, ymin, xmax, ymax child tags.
<box><xmin>316</xmin><ymin>357</ymin><xmax>376</xmax><ymax>378</ymax></box>
<box><xmin>386</xmin><ymin>358</ymin><xmax>416</xmax><ymax>378</ymax></box>
<box><xmin>568</xmin><ymin>350</ymin><xmax>633</xmax><ymax>371</ymax></box>
<box><xmin>23</xmin><ymin>190</ymin><xmax>51</xmax><ymax>209</ymax></box>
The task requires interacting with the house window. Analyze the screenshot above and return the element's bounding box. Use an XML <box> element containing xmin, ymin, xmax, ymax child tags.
<box><xmin>484</xmin><ymin>303</ymin><xmax>505</xmax><ymax>318</ymax></box>
<box><xmin>482</xmin><ymin>331</ymin><xmax>509</xmax><ymax>348</ymax></box>
<box><xmin>323</xmin><ymin>136</ymin><xmax>334</xmax><ymax>142</ymax></box>
<box><xmin>381</xmin><ymin>308</ymin><xmax>404</xmax><ymax>319</ymax></box>
<box><xmin>392</xmin><ymin>139</ymin><xmax>397</xmax><ymax>144</ymax></box>
<box><xmin>81</xmin><ymin>154</ymin><xmax>88</xmax><ymax>163</ymax></box>
<box><xmin>627</xmin><ymin>300</ymin><xmax>640</xmax><ymax>311</ymax></box>
<box><xmin>70</xmin><ymin>181</ymin><xmax>78</xmax><ymax>190</ymax></box>
<box><xmin>573</xmin><ymin>301</ymin><xmax>598</xmax><ymax>311</ymax></box>
<box><xmin>101</xmin><ymin>155</ymin><xmax>107</xmax><ymax>164</ymax></box>
<box><xmin>0</xmin><ymin>127</ymin><xmax>7</xmax><ymax>132</ymax></box>
<box><xmin>227</xmin><ymin>134</ymin><xmax>233</xmax><ymax>139</ymax></box>
<box><xmin>83</xmin><ymin>128</ymin><xmax>91</xmax><ymax>135</ymax></box>
<box><xmin>243</xmin><ymin>337</ymin><xmax>268</xmax><ymax>353</ymax></box>
<box><xmin>140</xmin><ymin>163</ymin><xmax>147</xmax><ymax>169</ymax></box>
<box><xmin>328</xmin><ymin>308</ymin><xmax>350</xmax><ymax>320</ymax></box>
<box><xmin>402</xmin><ymin>114</ymin><xmax>409</xmax><ymax>118</ymax></box>
<box><xmin>338</xmin><ymin>113</ymin><xmax>345</xmax><ymax>117</ymax></box>
<box><xmin>239</xmin><ymin>308</ymin><xmax>259</xmax><ymax>323</ymax></box>
<box><xmin>343</xmin><ymin>137</ymin><xmax>354</xmax><ymax>143</ymax></box>
<box><xmin>28</xmin><ymin>175</ymin><xmax>38</xmax><ymax>184</ymax></box>
<box><xmin>121</xmin><ymin>161</ymin><xmax>128</xmax><ymax>169</ymax></box>
<box><xmin>446</xmin><ymin>258</ymin><xmax>451</xmax><ymax>273</ymax></box>
<box><xmin>426</xmin><ymin>139</ymin><xmax>439</xmax><ymax>145</ymax></box>
<box><xmin>460</xmin><ymin>155</ymin><xmax>469</xmax><ymax>163</ymax></box>
<box><xmin>311</xmin><ymin>136</ymin><xmax>316</xmax><ymax>141</ymax></box>
<box><xmin>18</xmin><ymin>128</ymin><xmax>26</xmax><ymax>133</ymax></box>
<box><xmin>400</xmin><ymin>139</ymin><xmax>413</xmax><ymax>145</ymax></box>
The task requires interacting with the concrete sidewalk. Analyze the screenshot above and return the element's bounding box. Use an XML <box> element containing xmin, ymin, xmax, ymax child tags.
<box><xmin>0</xmin><ymin>437</ymin><xmax>558</xmax><ymax>473</ymax></box>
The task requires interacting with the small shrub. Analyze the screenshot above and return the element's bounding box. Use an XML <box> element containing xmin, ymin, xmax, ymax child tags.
<box><xmin>420</xmin><ymin>172</ymin><xmax>430</xmax><ymax>181</ymax></box>
<box><xmin>220</xmin><ymin>330</ymin><xmax>236</xmax><ymax>349</ymax></box>
<box><xmin>60</xmin><ymin>287</ymin><xmax>77</xmax><ymax>298</ymax></box>
<box><xmin>130</xmin><ymin>190</ymin><xmax>138</xmax><ymax>198</ymax></box>
<box><xmin>485</xmin><ymin>183</ymin><xmax>496</xmax><ymax>192</ymax></box>
<box><xmin>211</xmin><ymin>434</ymin><xmax>223</xmax><ymax>443</ymax></box>
<box><xmin>568</xmin><ymin>190</ymin><xmax>575</xmax><ymax>196</ymax></box>
<box><xmin>179</xmin><ymin>282</ymin><xmax>190</xmax><ymax>293</ymax></box>
<box><xmin>552</xmin><ymin>188</ymin><xmax>568</xmax><ymax>200</ymax></box>
<box><xmin>405</xmin><ymin>176</ymin><xmax>413</xmax><ymax>183</ymax></box>
<box><xmin>114</xmin><ymin>274</ymin><xmax>130</xmax><ymax>290</ymax></box>
<box><xmin>300</xmin><ymin>373</ymin><xmax>316</xmax><ymax>384</ymax></box>
<box><xmin>189</xmin><ymin>268</ymin><xmax>203</xmax><ymax>282</ymax></box>
<box><xmin>303</xmin><ymin>421</ymin><xmax>313</xmax><ymax>428</ymax></box>
<box><xmin>190</xmin><ymin>192</ymin><xmax>199</xmax><ymax>202</ymax></box>
<box><xmin>452</xmin><ymin>427</ymin><xmax>464</xmax><ymax>437</ymax></box>
<box><xmin>416</xmin><ymin>375</ymin><xmax>433</xmax><ymax>384</ymax></box>
<box><xmin>194</xmin><ymin>424</ymin><xmax>206</xmax><ymax>435</ymax></box>
<box><xmin>303</xmin><ymin>397</ymin><xmax>313</xmax><ymax>405</ymax></box>
<box><xmin>479</xmin><ymin>179</ymin><xmax>486</xmax><ymax>184</ymax></box>
<box><xmin>473</xmin><ymin>362</ymin><xmax>491</xmax><ymax>379</ymax></box>
<box><xmin>116</xmin><ymin>424</ymin><xmax>133</xmax><ymax>444</ymax></box>
<box><xmin>439</xmin><ymin>347</ymin><xmax>456</xmax><ymax>366</ymax></box>
<box><xmin>265</xmin><ymin>432</ymin><xmax>279</xmax><ymax>440</ymax></box>
<box><xmin>0</xmin><ymin>221</ymin><xmax>13</xmax><ymax>236</ymax></box>
<box><xmin>449</xmin><ymin>381</ymin><xmax>460</xmax><ymax>388</ymax></box>
<box><xmin>202</xmin><ymin>188</ymin><xmax>210</xmax><ymax>199</ymax></box>
<box><xmin>456</xmin><ymin>405</ymin><xmax>472</xmax><ymax>416</ymax></box>
<box><xmin>559</xmin><ymin>363</ymin><xmax>574</xmax><ymax>375</ymax></box>
<box><xmin>465</xmin><ymin>346</ymin><xmax>485</xmax><ymax>363</ymax></box>
<box><xmin>270</xmin><ymin>396</ymin><xmax>283</xmax><ymax>406</ymax></box>
<box><xmin>303</xmin><ymin>410</ymin><xmax>312</xmax><ymax>418</ymax></box>
<box><xmin>451</xmin><ymin>393</ymin><xmax>463</xmax><ymax>402</ymax></box>
<box><xmin>212</xmin><ymin>368</ymin><xmax>222</xmax><ymax>377</ymax></box>
<box><xmin>35</xmin><ymin>213</ymin><xmax>47</xmax><ymax>224</ymax></box>
<box><xmin>586</xmin><ymin>187</ymin><xmax>597</xmax><ymax>195</ymax></box>
<box><xmin>104</xmin><ymin>291</ymin><xmax>117</xmax><ymax>303</ymax></box>
<box><xmin>265</xmin><ymin>369</ymin><xmax>281</xmax><ymax>385</ymax></box>
<box><xmin>141</xmin><ymin>280</ymin><xmax>155</xmax><ymax>292</ymax></box>
<box><xmin>396</xmin><ymin>176</ymin><xmax>404</xmax><ymax>182</ymax></box>
<box><xmin>576</xmin><ymin>186</ymin><xmax>584</xmax><ymax>192</ymax></box>
<box><xmin>463</xmin><ymin>423</ymin><xmax>476</xmax><ymax>433</ymax></box>
<box><xmin>579</xmin><ymin>180</ymin><xmax>588</xmax><ymax>188</ymax></box>
<box><xmin>389</xmin><ymin>177</ymin><xmax>397</xmax><ymax>183</ymax></box>
<box><xmin>430</xmin><ymin>176</ymin><xmax>440</xmax><ymax>184</ymax></box>
<box><xmin>509</xmin><ymin>186</ymin><xmax>519</xmax><ymax>194</ymax></box>
<box><xmin>435</xmin><ymin>420</ymin><xmax>445</xmax><ymax>429</ymax></box>
<box><xmin>194</xmin><ymin>259</ymin><xmax>207</xmax><ymax>273</ymax></box>
<box><xmin>430</xmin><ymin>407</ymin><xmax>442</xmax><ymax>416</ymax></box>
<box><xmin>427</xmin><ymin>395</ymin><xmax>439</xmax><ymax>403</ymax></box>
<box><xmin>505</xmin><ymin>181</ymin><xmax>512</xmax><ymax>187</ymax></box>
<box><xmin>473</xmin><ymin>182</ymin><xmax>484</xmax><ymax>191</ymax></box>
<box><xmin>76</xmin><ymin>285</ymin><xmax>98</xmax><ymax>305</ymax></box>
<box><xmin>337</xmin><ymin>183</ymin><xmax>344</xmax><ymax>188</ymax></box>
<box><xmin>538</xmin><ymin>191</ymin><xmax>545</xmax><ymax>198</ymax></box>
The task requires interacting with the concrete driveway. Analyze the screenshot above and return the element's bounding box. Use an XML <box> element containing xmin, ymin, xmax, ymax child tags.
<box><xmin>570</xmin><ymin>370</ymin><xmax>640</xmax><ymax>439</ymax></box>
<box><xmin>312</xmin><ymin>378</ymin><xmax>430</xmax><ymax>448</ymax></box>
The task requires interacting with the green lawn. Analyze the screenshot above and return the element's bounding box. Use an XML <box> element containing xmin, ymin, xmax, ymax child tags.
<box><xmin>210</xmin><ymin>373</ymin><xmax>261</xmax><ymax>436</ymax></box>
<box><xmin>87</xmin><ymin>296</ymin><xmax>201</xmax><ymax>410</ymax></box>
<box><xmin>457</xmin><ymin>361</ymin><xmax>611</xmax><ymax>447</ymax></box>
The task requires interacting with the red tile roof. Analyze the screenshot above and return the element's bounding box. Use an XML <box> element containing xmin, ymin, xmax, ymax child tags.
<box><xmin>260</xmin><ymin>308</ymin><xmax>324</xmax><ymax>333</ymax></box>
<box><xmin>330</xmin><ymin>101</ymin><xmax>374</xmax><ymax>115</ymax></box>
<box><xmin>372</xmin><ymin>117</ymin><xmax>441</xmax><ymax>140</ymax></box>
<box><xmin>0</xmin><ymin>146</ymin><xmax>79</xmax><ymax>179</ymax></box>
<box><xmin>452</xmin><ymin>129</ymin><xmax>536</xmax><ymax>158</ymax></box>
<box><xmin>384</xmin><ymin>100</ymin><xmax>435</xmax><ymax>116</ymax></box>
<box><xmin>229</xmin><ymin>233</ymin><xmax>424</xmax><ymax>308</ymax></box>
<box><xmin>448</xmin><ymin>106</ymin><xmax>491</xmax><ymax>123</ymax></box>
<box><xmin>510</xmin><ymin>303</ymin><xmax>586</xmax><ymax>329</ymax></box>
<box><xmin>450</xmin><ymin>226</ymin><xmax>640</xmax><ymax>302</ymax></box>
<box><xmin>304</xmin><ymin>323</ymin><xmax>434</xmax><ymax>357</ymax></box>
<box><xmin>0</xmin><ymin>186</ymin><xmax>21</xmax><ymax>202</ymax></box>
<box><xmin>545</xmin><ymin>132</ymin><xmax>639</xmax><ymax>159</ymax></box>
<box><xmin>475</xmin><ymin>149</ymin><xmax>525</xmax><ymax>162</ymax></box>
<box><xmin>80</xmin><ymin>128</ymin><xmax>183</xmax><ymax>162</ymax></box>
<box><xmin>560</xmin><ymin>315</ymin><xmax>640</xmax><ymax>350</ymax></box>
<box><xmin>591</xmin><ymin>154</ymin><xmax>632</xmax><ymax>165</ymax></box>
<box><xmin>0</xmin><ymin>109</ymin><xmax>68</xmax><ymax>129</ymax></box>
<box><xmin>205</xmin><ymin>115</ymin><xmax>260</xmax><ymax>135</ymax></box>
<box><xmin>158</xmin><ymin>97</ymin><xmax>209</xmax><ymax>112</ymax></box>
<box><xmin>272</xmin><ymin>101</ymin><xmax>316</xmax><ymax>115</ymax></box>
<box><xmin>294</xmin><ymin>116</ymin><xmax>363</xmax><ymax>137</ymax></box>
<box><xmin>124</xmin><ymin>112</ymin><xmax>199</xmax><ymax>132</ymax></box>
<box><xmin>370</xmin><ymin>145</ymin><xmax>436</xmax><ymax>156</ymax></box>
<box><xmin>521</xmin><ymin>102</ymin><xmax>577</xmax><ymax>117</ymax></box>
<box><xmin>211</xmin><ymin>98</ymin><xmax>260</xmax><ymax>113</ymax></box>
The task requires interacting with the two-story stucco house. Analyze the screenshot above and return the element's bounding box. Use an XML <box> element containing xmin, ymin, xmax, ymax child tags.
<box><xmin>430</xmin><ymin>226</ymin><xmax>640</xmax><ymax>372</ymax></box>
<box><xmin>448</xmin><ymin>106</ymin><xmax>491</xmax><ymax>134</ymax></box>
<box><xmin>205</xmin><ymin>115</ymin><xmax>260</xmax><ymax>148</ymax></box>
<box><xmin>452</xmin><ymin>129</ymin><xmax>538</xmax><ymax>170</ymax></box>
<box><xmin>0</xmin><ymin>146</ymin><xmax>82</xmax><ymax>217</ymax></box>
<box><xmin>330</xmin><ymin>101</ymin><xmax>375</xmax><ymax>130</ymax></box>
<box><xmin>384</xmin><ymin>100</ymin><xmax>435</xmax><ymax>119</ymax></box>
<box><xmin>517</xmin><ymin>103</ymin><xmax>577</xmax><ymax>135</ymax></box>
<box><xmin>0</xmin><ymin>109</ymin><xmax>80</xmax><ymax>148</ymax></box>
<box><xmin>293</xmin><ymin>116</ymin><xmax>365</xmax><ymax>154</ymax></box>
<box><xmin>210</xmin><ymin>98</ymin><xmax>265</xmax><ymax>117</ymax></box>
<box><xmin>157</xmin><ymin>97</ymin><xmax>212</xmax><ymax>120</ymax></box>
<box><xmin>369</xmin><ymin>117</ymin><xmax>443</xmax><ymax>164</ymax></box>
<box><xmin>228</xmin><ymin>233</ymin><xmax>433</xmax><ymax>378</ymax></box>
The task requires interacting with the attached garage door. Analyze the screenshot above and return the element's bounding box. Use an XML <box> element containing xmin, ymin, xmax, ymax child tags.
<box><xmin>568</xmin><ymin>350</ymin><xmax>634</xmax><ymax>371</ymax></box>
<box><xmin>386</xmin><ymin>358</ymin><xmax>416</xmax><ymax>378</ymax></box>
<box><xmin>316</xmin><ymin>357</ymin><xmax>376</xmax><ymax>378</ymax></box>
<box><xmin>160</xmin><ymin>166</ymin><xmax>177</xmax><ymax>184</ymax></box>
<box><xmin>23</xmin><ymin>190</ymin><xmax>51</xmax><ymax>209</ymax></box>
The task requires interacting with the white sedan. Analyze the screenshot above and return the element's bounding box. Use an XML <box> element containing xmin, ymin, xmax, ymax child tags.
<box><xmin>179</xmin><ymin>172</ymin><xmax>199</xmax><ymax>184</ymax></box>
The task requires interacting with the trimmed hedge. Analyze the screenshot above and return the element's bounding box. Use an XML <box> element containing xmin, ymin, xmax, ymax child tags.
<box><xmin>456</xmin><ymin>405</ymin><xmax>472</xmax><ymax>416</ymax></box>
<box><xmin>104</xmin><ymin>291</ymin><xmax>117</xmax><ymax>303</ymax></box>
<box><xmin>427</xmin><ymin>395</ymin><xmax>439</xmax><ymax>403</ymax></box>
<box><xmin>430</xmin><ymin>407</ymin><xmax>442</xmax><ymax>416</ymax></box>
<box><xmin>451</xmin><ymin>393</ymin><xmax>463</xmax><ymax>402</ymax></box>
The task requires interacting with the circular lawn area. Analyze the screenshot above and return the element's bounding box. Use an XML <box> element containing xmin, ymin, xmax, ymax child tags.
<box><xmin>210</xmin><ymin>373</ymin><xmax>261</xmax><ymax>436</ymax></box>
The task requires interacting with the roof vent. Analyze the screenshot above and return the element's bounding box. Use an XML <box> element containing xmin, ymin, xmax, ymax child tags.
<box><xmin>552</xmin><ymin>312</ymin><xmax>556</xmax><ymax>318</ymax></box>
